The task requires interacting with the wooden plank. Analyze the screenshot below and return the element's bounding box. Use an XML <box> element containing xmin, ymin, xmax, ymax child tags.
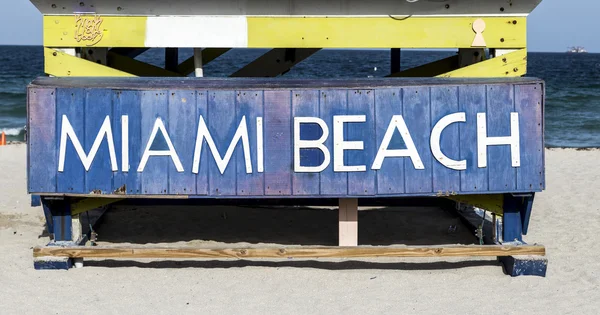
<box><xmin>347</xmin><ymin>90</ymin><xmax>375</xmax><ymax>195</ymax></box>
<box><xmin>56</xmin><ymin>88</ymin><xmax>85</xmax><ymax>194</ymax></box>
<box><xmin>339</xmin><ymin>198</ymin><xmax>358</xmax><ymax>246</ymax></box>
<box><xmin>247</xmin><ymin>17</ymin><xmax>527</xmax><ymax>49</ymax></box>
<box><xmin>388</xmin><ymin>55</ymin><xmax>458</xmax><ymax>78</ymax></box>
<box><xmin>438</xmin><ymin>49</ymin><xmax>527</xmax><ymax>78</ymax></box>
<box><xmin>375</xmin><ymin>88</ymin><xmax>404</xmax><ymax>194</ymax></box>
<box><xmin>140</xmin><ymin>91</ymin><xmax>169</xmax><ymax>194</ymax></box>
<box><xmin>515</xmin><ymin>84</ymin><xmax>544</xmax><ymax>191</ymax></box>
<box><xmin>84</xmin><ymin>89</ymin><xmax>113</xmax><ymax>194</ymax></box>
<box><xmin>195</xmin><ymin>91</ymin><xmax>209</xmax><ymax>195</ymax></box>
<box><xmin>459</xmin><ymin>85</ymin><xmax>488</xmax><ymax>192</ymax></box>
<box><xmin>487</xmin><ymin>84</ymin><xmax>517</xmax><ymax>191</ymax></box>
<box><xmin>236</xmin><ymin>91</ymin><xmax>265</xmax><ymax>196</ymax></box>
<box><xmin>403</xmin><ymin>86</ymin><xmax>432</xmax><ymax>193</ymax></box>
<box><xmin>264</xmin><ymin>90</ymin><xmax>292</xmax><ymax>195</ymax></box>
<box><xmin>70</xmin><ymin>198</ymin><xmax>123</xmax><ymax>216</ymax></box>
<box><xmin>292</xmin><ymin>90</ymin><xmax>321</xmax><ymax>195</ymax></box>
<box><xmin>31</xmin><ymin>77</ymin><xmax>543</xmax><ymax>90</ymax></box>
<box><xmin>208</xmin><ymin>90</ymin><xmax>237</xmax><ymax>196</ymax></box>
<box><xmin>33</xmin><ymin>244</ymin><xmax>546</xmax><ymax>259</ymax></box>
<box><xmin>319</xmin><ymin>90</ymin><xmax>347</xmax><ymax>195</ymax></box>
<box><xmin>28</xmin><ymin>88</ymin><xmax>57</xmax><ymax>193</ymax></box>
<box><xmin>107</xmin><ymin>51</ymin><xmax>182</xmax><ymax>77</ymax></box>
<box><xmin>230</xmin><ymin>48</ymin><xmax>320</xmax><ymax>77</ymax></box>
<box><xmin>113</xmin><ymin>90</ymin><xmax>142</xmax><ymax>194</ymax></box>
<box><xmin>431</xmin><ymin>86</ymin><xmax>461</xmax><ymax>193</ymax></box>
<box><xmin>45</xmin><ymin>48</ymin><xmax>135</xmax><ymax>77</ymax></box>
<box><xmin>168</xmin><ymin>90</ymin><xmax>197</xmax><ymax>194</ymax></box>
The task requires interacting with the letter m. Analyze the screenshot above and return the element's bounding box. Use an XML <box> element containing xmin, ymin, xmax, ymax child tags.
<box><xmin>192</xmin><ymin>116</ymin><xmax>252</xmax><ymax>175</ymax></box>
<box><xmin>58</xmin><ymin>115</ymin><xmax>117</xmax><ymax>172</ymax></box>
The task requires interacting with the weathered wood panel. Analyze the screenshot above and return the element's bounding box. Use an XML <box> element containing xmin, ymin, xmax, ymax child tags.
<box><xmin>56</xmin><ymin>88</ymin><xmax>85</xmax><ymax>194</ymax></box>
<box><xmin>168</xmin><ymin>90</ymin><xmax>197</xmax><ymax>195</ymax></box>
<box><xmin>27</xmin><ymin>78</ymin><xmax>545</xmax><ymax>198</ymax></box>
<box><xmin>264</xmin><ymin>90</ymin><xmax>292</xmax><ymax>195</ymax></box>
<box><xmin>319</xmin><ymin>90</ymin><xmax>348</xmax><ymax>195</ymax></box>
<box><xmin>28</xmin><ymin>88</ymin><xmax>57</xmax><ymax>193</ymax></box>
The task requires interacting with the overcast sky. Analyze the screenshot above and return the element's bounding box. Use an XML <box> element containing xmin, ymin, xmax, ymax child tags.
<box><xmin>0</xmin><ymin>0</ymin><xmax>596</xmax><ymax>52</ymax></box>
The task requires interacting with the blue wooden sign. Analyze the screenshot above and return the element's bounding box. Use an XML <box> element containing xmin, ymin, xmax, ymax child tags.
<box><xmin>27</xmin><ymin>77</ymin><xmax>545</xmax><ymax>198</ymax></box>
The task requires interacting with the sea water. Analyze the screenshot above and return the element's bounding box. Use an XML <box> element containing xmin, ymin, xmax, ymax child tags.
<box><xmin>0</xmin><ymin>46</ymin><xmax>598</xmax><ymax>147</ymax></box>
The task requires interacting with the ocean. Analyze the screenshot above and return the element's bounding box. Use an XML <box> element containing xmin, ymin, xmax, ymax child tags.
<box><xmin>0</xmin><ymin>45</ymin><xmax>598</xmax><ymax>147</ymax></box>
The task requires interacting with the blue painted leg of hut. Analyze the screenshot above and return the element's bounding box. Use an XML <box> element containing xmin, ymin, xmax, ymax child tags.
<box><xmin>31</xmin><ymin>195</ymin><xmax>41</xmax><ymax>207</ymax></box>
<box><xmin>500</xmin><ymin>194</ymin><xmax>547</xmax><ymax>277</ymax></box>
<box><xmin>35</xmin><ymin>199</ymin><xmax>73</xmax><ymax>270</ymax></box>
<box><xmin>520</xmin><ymin>194</ymin><xmax>535</xmax><ymax>235</ymax></box>
<box><xmin>41</xmin><ymin>198</ymin><xmax>54</xmax><ymax>235</ymax></box>
<box><xmin>502</xmin><ymin>194</ymin><xmax>523</xmax><ymax>243</ymax></box>
<box><xmin>51</xmin><ymin>200</ymin><xmax>72</xmax><ymax>242</ymax></box>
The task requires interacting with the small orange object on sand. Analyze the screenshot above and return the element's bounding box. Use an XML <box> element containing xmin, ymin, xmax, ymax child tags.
<box><xmin>0</xmin><ymin>131</ymin><xmax>6</xmax><ymax>146</ymax></box>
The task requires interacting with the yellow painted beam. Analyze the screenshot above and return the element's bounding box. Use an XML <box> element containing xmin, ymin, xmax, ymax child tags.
<box><xmin>71</xmin><ymin>198</ymin><xmax>124</xmax><ymax>216</ymax></box>
<box><xmin>247</xmin><ymin>17</ymin><xmax>526</xmax><ymax>49</ymax></box>
<box><xmin>437</xmin><ymin>49</ymin><xmax>527</xmax><ymax>77</ymax></box>
<box><xmin>43</xmin><ymin>15</ymin><xmax>526</xmax><ymax>49</ymax></box>
<box><xmin>44</xmin><ymin>48</ymin><xmax>135</xmax><ymax>77</ymax></box>
<box><xmin>447</xmin><ymin>194</ymin><xmax>504</xmax><ymax>216</ymax></box>
<box><xmin>44</xmin><ymin>15</ymin><xmax>146</xmax><ymax>48</ymax></box>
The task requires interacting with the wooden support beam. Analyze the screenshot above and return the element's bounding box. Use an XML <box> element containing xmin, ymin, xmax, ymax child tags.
<box><xmin>339</xmin><ymin>198</ymin><xmax>358</xmax><ymax>246</ymax></box>
<box><xmin>33</xmin><ymin>245</ymin><xmax>546</xmax><ymax>259</ymax></box>
<box><xmin>391</xmin><ymin>48</ymin><xmax>401</xmax><ymax>73</ymax></box>
<box><xmin>388</xmin><ymin>55</ymin><xmax>459</xmax><ymax>77</ymax></box>
<box><xmin>43</xmin><ymin>16</ymin><xmax>527</xmax><ymax>49</ymax></box>
<box><xmin>177</xmin><ymin>48</ymin><xmax>230</xmax><ymax>75</ymax></box>
<box><xmin>438</xmin><ymin>49</ymin><xmax>527</xmax><ymax>78</ymax></box>
<box><xmin>70</xmin><ymin>198</ymin><xmax>124</xmax><ymax>216</ymax></box>
<box><xmin>45</xmin><ymin>48</ymin><xmax>134</xmax><ymax>77</ymax></box>
<box><xmin>109</xmin><ymin>48</ymin><xmax>149</xmax><ymax>59</ymax></box>
<box><xmin>165</xmin><ymin>48</ymin><xmax>179</xmax><ymax>72</ymax></box>
<box><xmin>230</xmin><ymin>48</ymin><xmax>320</xmax><ymax>77</ymax></box>
<box><xmin>106</xmin><ymin>51</ymin><xmax>182</xmax><ymax>77</ymax></box>
<box><xmin>447</xmin><ymin>194</ymin><xmax>504</xmax><ymax>216</ymax></box>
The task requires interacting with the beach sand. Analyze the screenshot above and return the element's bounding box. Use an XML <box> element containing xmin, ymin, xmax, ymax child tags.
<box><xmin>0</xmin><ymin>143</ymin><xmax>599</xmax><ymax>314</ymax></box>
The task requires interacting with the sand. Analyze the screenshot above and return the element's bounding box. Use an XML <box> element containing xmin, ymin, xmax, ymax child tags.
<box><xmin>1</xmin><ymin>143</ymin><xmax>599</xmax><ymax>314</ymax></box>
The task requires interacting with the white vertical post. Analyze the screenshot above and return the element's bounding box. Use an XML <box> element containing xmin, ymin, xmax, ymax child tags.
<box><xmin>71</xmin><ymin>214</ymin><xmax>82</xmax><ymax>243</ymax></box>
<box><xmin>194</xmin><ymin>48</ymin><xmax>204</xmax><ymax>77</ymax></box>
<box><xmin>339</xmin><ymin>198</ymin><xmax>358</xmax><ymax>246</ymax></box>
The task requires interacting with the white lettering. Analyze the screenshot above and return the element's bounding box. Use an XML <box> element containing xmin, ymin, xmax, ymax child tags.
<box><xmin>192</xmin><ymin>116</ymin><xmax>252</xmax><ymax>175</ymax></box>
<box><xmin>372</xmin><ymin>115</ymin><xmax>424</xmax><ymax>170</ymax></box>
<box><xmin>477</xmin><ymin>112</ymin><xmax>520</xmax><ymax>168</ymax></box>
<box><xmin>256</xmin><ymin>117</ymin><xmax>264</xmax><ymax>173</ymax></box>
<box><xmin>430</xmin><ymin>113</ymin><xmax>466</xmax><ymax>170</ymax></box>
<box><xmin>121</xmin><ymin>115</ymin><xmax>129</xmax><ymax>172</ymax></box>
<box><xmin>294</xmin><ymin>117</ymin><xmax>331</xmax><ymax>172</ymax></box>
<box><xmin>137</xmin><ymin>117</ymin><xmax>184</xmax><ymax>172</ymax></box>
<box><xmin>58</xmin><ymin>115</ymin><xmax>117</xmax><ymax>172</ymax></box>
<box><xmin>334</xmin><ymin>115</ymin><xmax>366</xmax><ymax>172</ymax></box>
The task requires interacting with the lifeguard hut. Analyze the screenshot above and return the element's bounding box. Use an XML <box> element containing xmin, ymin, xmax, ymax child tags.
<box><xmin>28</xmin><ymin>0</ymin><xmax>547</xmax><ymax>276</ymax></box>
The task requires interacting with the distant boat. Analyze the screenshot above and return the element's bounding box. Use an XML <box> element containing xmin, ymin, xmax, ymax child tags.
<box><xmin>567</xmin><ymin>46</ymin><xmax>588</xmax><ymax>53</ymax></box>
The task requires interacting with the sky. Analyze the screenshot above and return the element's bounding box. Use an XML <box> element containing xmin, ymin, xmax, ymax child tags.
<box><xmin>0</xmin><ymin>0</ymin><xmax>598</xmax><ymax>52</ymax></box>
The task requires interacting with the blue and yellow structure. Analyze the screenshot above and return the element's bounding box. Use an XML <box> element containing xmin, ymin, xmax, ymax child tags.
<box><xmin>28</xmin><ymin>0</ymin><xmax>547</xmax><ymax>276</ymax></box>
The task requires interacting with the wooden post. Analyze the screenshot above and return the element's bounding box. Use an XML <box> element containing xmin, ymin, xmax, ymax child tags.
<box><xmin>502</xmin><ymin>194</ymin><xmax>523</xmax><ymax>243</ymax></box>
<box><xmin>193</xmin><ymin>48</ymin><xmax>204</xmax><ymax>77</ymax></box>
<box><xmin>51</xmin><ymin>200</ymin><xmax>72</xmax><ymax>242</ymax></box>
<box><xmin>339</xmin><ymin>198</ymin><xmax>358</xmax><ymax>246</ymax></box>
<box><xmin>391</xmin><ymin>48</ymin><xmax>401</xmax><ymax>73</ymax></box>
<box><xmin>165</xmin><ymin>48</ymin><xmax>178</xmax><ymax>72</ymax></box>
